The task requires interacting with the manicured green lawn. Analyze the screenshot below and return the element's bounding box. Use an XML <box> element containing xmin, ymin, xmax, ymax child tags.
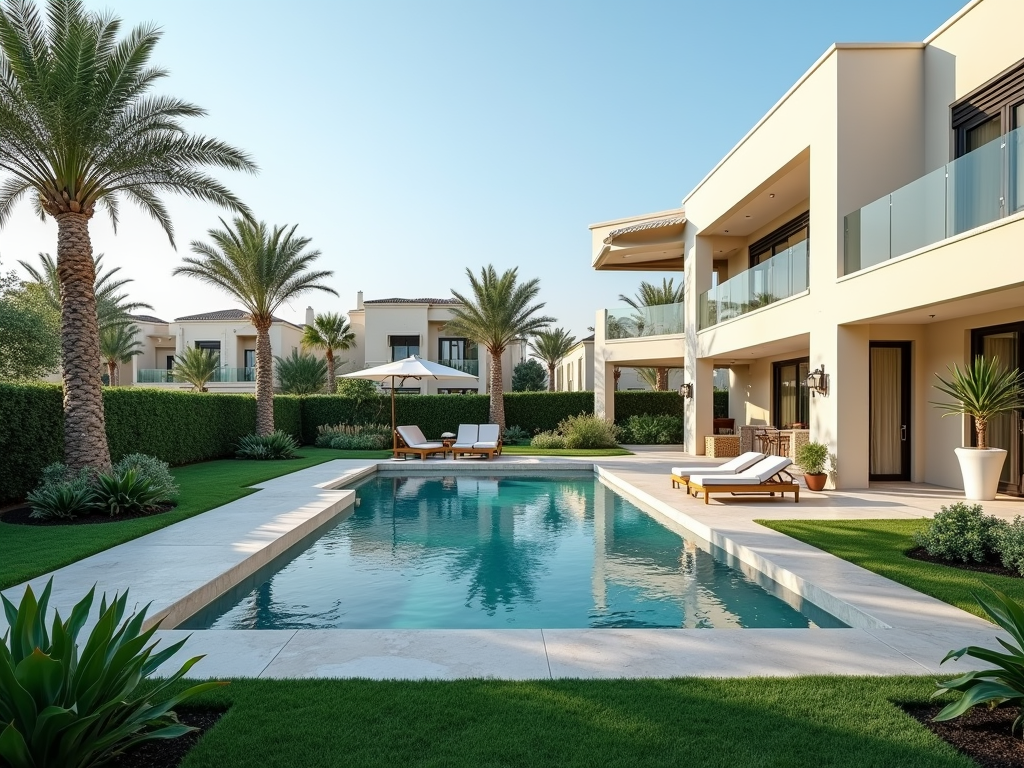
<box><xmin>502</xmin><ymin>446</ymin><xmax>633</xmax><ymax>457</ymax></box>
<box><xmin>760</xmin><ymin>518</ymin><xmax>1024</xmax><ymax>621</ymax></box>
<box><xmin>0</xmin><ymin>447</ymin><xmax>390</xmax><ymax>590</ymax></box>
<box><xmin>157</xmin><ymin>677</ymin><xmax>969</xmax><ymax>768</ymax></box>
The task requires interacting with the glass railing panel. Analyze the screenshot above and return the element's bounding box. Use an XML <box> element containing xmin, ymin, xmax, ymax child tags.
<box><xmin>605</xmin><ymin>302</ymin><xmax>684</xmax><ymax>339</ymax></box>
<box><xmin>947</xmin><ymin>132</ymin><xmax>1005</xmax><ymax>236</ymax></box>
<box><xmin>890</xmin><ymin>164</ymin><xmax>946</xmax><ymax>258</ymax></box>
<box><xmin>136</xmin><ymin>369</ymin><xmax>174</xmax><ymax>383</ymax></box>
<box><xmin>844</xmin><ymin>195</ymin><xmax>891</xmax><ymax>274</ymax></box>
<box><xmin>439</xmin><ymin>359</ymin><xmax>479</xmax><ymax>375</ymax></box>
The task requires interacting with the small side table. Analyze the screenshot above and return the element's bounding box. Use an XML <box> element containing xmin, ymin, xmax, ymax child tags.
<box><xmin>441</xmin><ymin>432</ymin><xmax>456</xmax><ymax>457</ymax></box>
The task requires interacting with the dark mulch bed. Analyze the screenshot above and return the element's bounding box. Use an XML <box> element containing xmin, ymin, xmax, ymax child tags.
<box><xmin>112</xmin><ymin>709</ymin><xmax>224</xmax><ymax>768</ymax></box>
<box><xmin>0</xmin><ymin>502</ymin><xmax>176</xmax><ymax>527</ymax></box>
<box><xmin>906</xmin><ymin>546</ymin><xmax>1021</xmax><ymax>578</ymax></box>
<box><xmin>904</xmin><ymin>703</ymin><xmax>1024</xmax><ymax>768</ymax></box>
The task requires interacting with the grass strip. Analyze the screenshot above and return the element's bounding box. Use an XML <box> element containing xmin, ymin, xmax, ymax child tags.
<box><xmin>759</xmin><ymin>518</ymin><xmax>1024</xmax><ymax>620</ymax></box>
<box><xmin>0</xmin><ymin>447</ymin><xmax>390</xmax><ymax>589</ymax></box>
<box><xmin>502</xmin><ymin>446</ymin><xmax>633</xmax><ymax>456</ymax></box>
<box><xmin>149</xmin><ymin>676</ymin><xmax>971</xmax><ymax>768</ymax></box>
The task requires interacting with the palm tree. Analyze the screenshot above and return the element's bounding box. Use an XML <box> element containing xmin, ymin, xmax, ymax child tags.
<box><xmin>0</xmin><ymin>0</ymin><xmax>257</xmax><ymax>472</ymax></box>
<box><xmin>20</xmin><ymin>253</ymin><xmax>152</xmax><ymax>330</ymax></box>
<box><xmin>99</xmin><ymin>324</ymin><xmax>142</xmax><ymax>386</ymax></box>
<box><xmin>528</xmin><ymin>328</ymin><xmax>576</xmax><ymax>392</ymax></box>
<box><xmin>618</xmin><ymin>278</ymin><xmax>684</xmax><ymax>390</ymax></box>
<box><xmin>302</xmin><ymin>312</ymin><xmax>355</xmax><ymax>393</ymax></box>
<box><xmin>276</xmin><ymin>350</ymin><xmax>329</xmax><ymax>395</ymax></box>
<box><xmin>933</xmin><ymin>356</ymin><xmax>1024</xmax><ymax>448</ymax></box>
<box><xmin>174</xmin><ymin>219</ymin><xmax>336</xmax><ymax>434</ymax></box>
<box><xmin>444</xmin><ymin>265</ymin><xmax>554</xmax><ymax>428</ymax></box>
<box><xmin>172</xmin><ymin>347</ymin><xmax>219</xmax><ymax>392</ymax></box>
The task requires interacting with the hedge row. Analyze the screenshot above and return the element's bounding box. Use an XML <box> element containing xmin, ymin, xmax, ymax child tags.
<box><xmin>612</xmin><ymin>391</ymin><xmax>684</xmax><ymax>422</ymax></box>
<box><xmin>714</xmin><ymin>390</ymin><xmax>729</xmax><ymax>419</ymax></box>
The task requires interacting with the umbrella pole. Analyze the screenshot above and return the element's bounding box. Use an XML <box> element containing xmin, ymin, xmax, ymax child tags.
<box><xmin>391</xmin><ymin>375</ymin><xmax>397</xmax><ymax>455</ymax></box>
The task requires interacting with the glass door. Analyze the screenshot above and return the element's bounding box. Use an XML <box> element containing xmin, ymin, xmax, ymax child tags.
<box><xmin>972</xmin><ymin>324</ymin><xmax>1023</xmax><ymax>495</ymax></box>
<box><xmin>869</xmin><ymin>343</ymin><xmax>911</xmax><ymax>481</ymax></box>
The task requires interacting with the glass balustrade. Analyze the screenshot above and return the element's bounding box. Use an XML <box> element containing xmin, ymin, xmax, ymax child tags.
<box><xmin>136</xmin><ymin>367</ymin><xmax>256</xmax><ymax>384</ymax></box>
<box><xmin>439</xmin><ymin>359</ymin><xmax>479</xmax><ymax>375</ymax></box>
<box><xmin>605</xmin><ymin>301</ymin><xmax>685</xmax><ymax>340</ymax></box>
<box><xmin>698</xmin><ymin>240</ymin><xmax>809</xmax><ymax>330</ymax></box>
<box><xmin>844</xmin><ymin>126</ymin><xmax>1023</xmax><ymax>274</ymax></box>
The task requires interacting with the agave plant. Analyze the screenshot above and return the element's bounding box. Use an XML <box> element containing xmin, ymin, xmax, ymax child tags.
<box><xmin>235</xmin><ymin>431</ymin><xmax>298</xmax><ymax>460</ymax></box>
<box><xmin>932</xmin><ymin>355</ymin><xmax>1024</xmax><ymax>448</ymax></box>
<box><xmin>934</xmin><ymin>588</ymin><xmax>1024</xmax><ymax>734</ymax></box>
<box><xmin>0</xmin><ymin>579</ymin><xmax>224</xmax><ymax>768</ymax></box>
<box><xmin>92</xmin><ymin>470</ymin><xmax>163</xmax><ymax>516</ymax></box>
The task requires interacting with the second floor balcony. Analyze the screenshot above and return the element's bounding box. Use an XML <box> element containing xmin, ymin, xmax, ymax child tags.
<box><xmin>698</xmin><ymin>240</ymin><xmax>809</xmax><ymax>330</ymax></box>
<box><xmin>137</xmin><ymin>367</ymin><xmax>257</xmax><ymax>384</ymax></box>
<box><xmin>605</xmin><ymin>301</ymin><xmax>685</xmax><ymax>340</ymax></box>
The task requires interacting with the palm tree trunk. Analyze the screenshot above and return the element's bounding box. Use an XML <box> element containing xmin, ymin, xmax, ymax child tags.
<box><xmin>326</xmin><ymin>348</ymin><xmax>335</xmax><ymax>393</ymax></box>
<box><xmin>107</xmin><ymin>361</ymin><xmax>116</xmax><ymax>386</ymax></box>
<box><xmin>656</xmin><ymin>367</ymin><xmax>668</xmax><ymax>391</ymax></box>
<box><xmin>548</xmin><ymin>363</ymin><xmax>556</xmax><ymax>392</ymax></box>
<box><xmin>977</xmin><ymin>418</ymin><xmax>988</xmax><ymax>449</ymax></box>
<box><xmin>613</xmin><ymin>366</ymin><xmax>621</xmax><ymax>391</ymax></box>
<box><xmin>255</xmin><ymin>323</ymin><xmax>275</xmax><ymax>435</ymax></box>
<box><xmin>57</xmin><ymin>213</ymin><xmax>111</xmax><ymax>473</ymax></box>
<box><xmin>489</xmin><ymin>349</ymin><xmax>505</xmax><ymax>428</ymax></box>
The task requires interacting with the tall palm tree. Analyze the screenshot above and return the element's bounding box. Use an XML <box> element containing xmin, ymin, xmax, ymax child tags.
<box><xmin>528</xmin><ymin>327</ymin><xmax>576</xmax><ymax>392</ymax></box>
<box><xmin>618</xmin><ymin>278</ymin><xmax>684</xmax><ymax>390</ymax></box>
<box><xmin>20</xmin><ymin>253</ymin><xmax>152</xmax><ymax>330</ymax></box>
<box><xmin>172</xmin><ymin>347</ymin><xmax>218</xmax><ymax>392</ymax></box>
<box><xmin>175</xmin><ymin>219</ymin><xmax>336</xmax><ymax>434</ymax></box>
<box><xmin>0</xmin><ymin>0</ymin><xmax>257</xmax><ymax>472</ymax></box>
<box><xmin>302</xmin><ymin>312</ymin><xmax>355</xmax><ymax>393</ymax></box>
<box><xmin>445</xmin><ymin>265</ymin><xmax>554</xmax><ymax>428</ymax></box>
<box><xmin>99</xmin><ymin>324</ymin><xmax>142</xmax><ymax>386</ymax></box>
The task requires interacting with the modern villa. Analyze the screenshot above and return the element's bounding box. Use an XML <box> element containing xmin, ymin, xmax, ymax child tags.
<box><xmin>592</xmin><ymin>0</ymin><xmax>1024</xmax><ymax>493</ymax></box>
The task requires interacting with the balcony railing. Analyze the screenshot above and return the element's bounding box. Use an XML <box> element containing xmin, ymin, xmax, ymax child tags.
<box><xmin>844</xmin><ymin>126</ymin><xmax>1024</xmax><ymax>275</ymax></box>
<box><xmin>698</xmin><ymin>240</ymin><xmax>809</xmax><ymax>330</ymax></box>
<box><xmin>605</xmin><ymin>302</ymin><xmax>685</xmax><ymax>340</ymax></box>
<box><xmin>136</xmin><ymin>367</ymin><xmax>256</xmax><ymax>384</ymax></box>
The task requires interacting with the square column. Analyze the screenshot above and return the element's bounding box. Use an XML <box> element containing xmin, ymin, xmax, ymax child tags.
<box><xmin>593</xmin><ymin>309</ymin><xmax>615</xmax><ymax>421</ymax></box>
<box><xmin>685</xmin><ymin>358</ymin><xmax>714</xmax><ymax>454</ymax></box>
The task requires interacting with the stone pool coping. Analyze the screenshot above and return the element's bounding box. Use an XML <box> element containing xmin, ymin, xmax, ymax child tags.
<box><xmin>0</xmin><ymin>456</ymin><xmax>1004</xmax><ymax>679</ymax></box>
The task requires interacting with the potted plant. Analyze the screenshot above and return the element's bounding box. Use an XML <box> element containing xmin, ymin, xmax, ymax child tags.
<box><xmin>795</xmin><ymin>441</ymin><xmax>829</xmax><ymax>491</ymax></box>
<box><xmin>932</xmin><ymin>355</ymin><xmax>1024</xmax><ymax>501</ymax></box>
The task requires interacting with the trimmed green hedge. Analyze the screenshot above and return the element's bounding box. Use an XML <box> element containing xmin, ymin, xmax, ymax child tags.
<box><xmin>714</xmin><ymin>389</ymin><xmax>729</xmax><ymax>419</ymax></box>
<box><xmin>0</xmin><ymin>384</ymin><xmax>63</xmax><ymax>508</ymax></box>
<box><xmin>613</xmin><ymin>390</ymin><xmax>684</xmax><ymax>422</ymax></box>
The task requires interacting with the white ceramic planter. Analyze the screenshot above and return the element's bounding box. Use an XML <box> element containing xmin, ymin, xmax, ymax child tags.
<box><xmin>954</xmin><ymin>447</ymin><xmax>1007</xmax><ymax>501</ymax></box>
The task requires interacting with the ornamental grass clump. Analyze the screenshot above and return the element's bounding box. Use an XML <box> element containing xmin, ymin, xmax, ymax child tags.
<box><xmin>558</xmin><ymin>413</ymin><xmax>619</xmax><ymax>449</ymax></box>
<box><xmin>27</xmin><ymin>457</ymin><xmax>173</xmax><ymax>520</ymax></box>
<box><xmin>315</xmin><ymin>423</ymin><xmax>390</xmax><ymax>449</ymax></box>
<box><xmin>530</xmin><ymin>431</ymin><xmax>567</xmax><ymax>449</ymax></box>
<box><xmin>913</xmin><ymin>502</ymin><xmax>1005</xmax><ymax>563</ymax></box>
<box><xmin>235</xmin><ymin>431</ymin><xmax>298</xmax><ymax>460</ymax></box>
<box><xmin>0</xmin><ymin>579</ymin><xmax>225</xmax><ymax>768</ymax></box>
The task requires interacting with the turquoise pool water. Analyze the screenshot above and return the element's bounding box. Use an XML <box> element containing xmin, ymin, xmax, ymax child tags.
<box><xmin>182</xmin><ymin>473</ymin><xmax>844</xmax><ymax>630</ymax></box>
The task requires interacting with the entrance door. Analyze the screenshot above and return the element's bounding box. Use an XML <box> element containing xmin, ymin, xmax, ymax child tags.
<box><xmin>869</xmin><ymin>342</ymin><xmax>911</xmax><ymax>481</ymax></box>
<box><xmin>972</xmin><ymin>323</ymin><xmax>1024</xmax><ymax>496</ymax></box>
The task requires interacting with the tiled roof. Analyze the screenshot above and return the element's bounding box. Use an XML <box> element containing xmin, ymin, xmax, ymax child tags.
<box><xmin>363</xmin><ymin>297</ymin><xmax>461</xmax><ymax>305</ymax></box>
<box><xmin>128</xmin><ymin>313</ymin><xmax>167</xmax><ymax>324</ymax></box>
<box><xmin>605</xmin><ymin>216</ymin><xmax>686</xmax><ymax>243</ymax></box>
<box><xmin>173</xmin><ymin>308</ymin><xmax>291</xmax><ymax>324</ymax></box>
<box><xmin>579</xmin><ymin>334</ymin><xmax>596</xmax><ymax>343</ymax></box>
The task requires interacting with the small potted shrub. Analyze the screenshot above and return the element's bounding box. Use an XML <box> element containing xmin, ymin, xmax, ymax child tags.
<box><xmin>932</xmin><ymin>356</ymin><xmax>1024</xmax><ymax>500</ymax></box>
<box><xmin>795</xmin><ymin>441</ymin><xmax>829</xmax><ymax>491</ymax></box>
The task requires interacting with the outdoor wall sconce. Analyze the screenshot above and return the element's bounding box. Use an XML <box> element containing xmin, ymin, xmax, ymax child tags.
<box><xmin>806</xmin><ymin>365</ymin><xmax>829</xmax><ymax>397</ymax></box>
<box><xmin>679</xmin><ymin>382</ymin><xmax>693</xmax><ymax>399</ymax></box>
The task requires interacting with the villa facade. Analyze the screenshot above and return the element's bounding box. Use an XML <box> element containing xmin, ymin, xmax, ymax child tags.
<box><xmin>554</xmin><ymin>335</ymin><xmax>684</xmax><ymax>392</ymax></box>
<box><xmin>591</xmin><ymin>0</ymin><xmax>1024</xmax><ymax>492</ymax></box>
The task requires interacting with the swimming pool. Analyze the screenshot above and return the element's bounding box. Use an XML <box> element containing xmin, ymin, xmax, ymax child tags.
<box><xmin>181</xmin><ymin>473</ymin><xmax>844</xmax><ymax>630</ymax></box>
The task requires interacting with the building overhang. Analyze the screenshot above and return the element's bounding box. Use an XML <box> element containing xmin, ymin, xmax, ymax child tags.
<box><xmin>590</xmin><ymin>208</ymin><xmax>685</xmax><ymax>271</ymax></box>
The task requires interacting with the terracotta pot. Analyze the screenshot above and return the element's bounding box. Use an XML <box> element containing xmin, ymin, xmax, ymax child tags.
<box><xmin>803</xmin><ymin>473</ymin><xmax>827</xmax><ymax>492</ymax></box>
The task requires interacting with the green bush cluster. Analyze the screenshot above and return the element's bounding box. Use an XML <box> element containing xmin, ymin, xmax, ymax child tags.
<box><xmin>501</xmin><ymin>425</ymin><xmax>530</xmax><ymax>445</ymax></box>
<box><xmin>914</xmin><ymin>502</ymin><xmax>1008</xmax><ymax>565</ymax></box>
<box><xmin>235</xmin><ymin>431</ymin><xmax>299</xmax><ymax>460</ymax></box>
<box><xmin>994</xmin><ymin>517</ymin><xmax>1024</xmax><ymax>576</ymax></box>
<box><xmin>613</xmin><ymin>390</ymin><xmax>683</xmax><ymax>423</ymax></box>
<box><xmin>559</xmin><ymin>413</ymin><xmax>619</xmax><ymax>449</ymax></box>
<box><xmin>530</xmin><ymin>431</ymin><xmax>566</xmax><ymax>449</ymax></box>
<box><xmin>617</xmin><ymin>414</ymin><xmax>682</xmax><ymax>444</ymax></box>
<box><xmin>315</xmin><ymin>423</ymin><xmax>391</xmax><ymax>450</ymax></box>
<box><xmin>713</xmin><ymin>389</ymin><xmax>729</xmax><ymax>419</ymax></box>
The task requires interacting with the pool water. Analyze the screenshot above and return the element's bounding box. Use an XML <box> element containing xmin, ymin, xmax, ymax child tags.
<box><xmin>181</xmin><ymin>473</ymin><xmax>844</xmax><ymax>630</ymax></box>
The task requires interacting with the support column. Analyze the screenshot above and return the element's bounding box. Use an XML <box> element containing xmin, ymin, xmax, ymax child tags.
<box><xmin>684</xmin><ymin>232</ymin><xmax>714</xmax><ymax>455</ymax></box>
<box><xmin>686</xmin><ymin>358</ymin><xmax>714</xmax><ymax>455</ymax></box>
<box><xmin>593</xmin><ymin>309</ymin><xmax>615</xmax><ymax>421</ymax></box>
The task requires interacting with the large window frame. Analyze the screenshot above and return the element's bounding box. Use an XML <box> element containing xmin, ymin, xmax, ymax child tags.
<box><xmin>771</xmin><ymin>356</ymin><xmax>810</xmax><ymax>430</ymax></box>
<box><xmin>389</xmin><ymin>334</ymin><xmax>420</xmax><ymax>361</ymax></box>
<box><xmin>952</xmin><ymin>57</ymin><xmax>1024</xmax><ymax>159</ymax></box>
<box><xmin>748</xmin><ymin>212</ymin><xmax>809</xmax><ymax>269</ymax></box>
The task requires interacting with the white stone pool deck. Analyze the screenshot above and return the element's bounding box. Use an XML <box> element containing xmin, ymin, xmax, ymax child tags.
<box><xmin>4</xmin><ymin>448</ymin><xmax>1023</xmax><ymax>680</ymax></box>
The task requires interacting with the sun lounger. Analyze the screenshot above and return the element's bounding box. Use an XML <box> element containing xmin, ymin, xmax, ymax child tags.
<box><xmin>394</xmin><ymin>425</ymin><xmax>447</xmax><ymax>460</ymax></box>
<box><xmin>453</xmin><ymin>423</ymin><xmax>502</xmax><ymax>459</ymax></box>
<box><xmin>686</xmin><ymin>456</ymin><xmax>799</xmax><ymax>504</ymax></box>
<box><xmin>670</xmin><ymin>452</ymin><xmax>765</xmax><ymax>488</ymax></box>
<box><xmin>451</xmin><ymin>424</ymin><xmax>479</xmax><ymax>457</ymax></box>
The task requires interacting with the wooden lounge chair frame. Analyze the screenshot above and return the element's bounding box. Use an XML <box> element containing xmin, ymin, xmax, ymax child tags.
<box><xmin>393</xmin><ymin>429</ymin><xmax>448</xmax><ymax>461</ymax></box>
<box><xmin>452</xmin><ymin>424</ymin><xmax>503</xmax><ymax>460</ymax></box>
<box><xmin>686</xmin><ymin>469</ymin><xmax>800</xmax><ymax>504</ymax></box>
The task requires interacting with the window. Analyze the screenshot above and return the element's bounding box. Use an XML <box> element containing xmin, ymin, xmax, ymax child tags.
<box><xmin>244</xmin><ymin>349</ymin><xmax>255</xmax><ymax>381</ymax></box>
<box><xmin>165</xmin><ymin>355</ymin><xmax>174</xmax><ymax>371</ymax></box>
<box><xmin>772</xmin><ymin>357</ymin><xmax>809</xmax><ymax>429</ymax></box>
<box><xmin>952</xmin><ymin>57</ymin><xmax>1024</xmax><ymax>158</ymax></box>
<box><xmin>748</xmin><ymin>212</ymin><xmax>809</xmax><ymax>268</ymax></box>
<box><xmin>438</xmin><ymin>338</ymin><xmax>477</xmax><ymax>362</ymax></box>
<box><xmin>195</xmin><ymin>341</ymin><xmax>220</xmax><ymax>361</ymax></box>
<box><xmin>389</xmin><ymin>335</ymin><xmax>419</xmax><ymax>360</ymax></box>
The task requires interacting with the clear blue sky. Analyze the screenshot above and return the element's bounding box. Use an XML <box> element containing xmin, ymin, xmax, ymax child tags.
<box><xmin>4</xmin><ymin>0</ymin><xmax>965</xmax><ymax>338</ymax></box>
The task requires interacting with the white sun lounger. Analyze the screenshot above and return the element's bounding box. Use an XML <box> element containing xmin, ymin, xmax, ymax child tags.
<box><xmin>687</xmin><ymin>456</ymin><xmax>799</xmax><ymax>504</ymax></box>
<box><xmin>453</xmin><ymin>423</ymin><xmax>502</xmax><ymax>459</ymax></box>
<box><xmin>670</xmin><ymin>452</ymin><xmax>765</xmax><ymax>488</ymax></box>
<box><xmin>394</xmin><ymin>425</ymin><xmax>447</xmax><ymax>460</ymax></box>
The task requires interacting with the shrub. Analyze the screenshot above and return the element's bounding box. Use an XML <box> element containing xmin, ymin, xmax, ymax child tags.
<box><xmin>618</xmin><ymin>414</ymin><xmax>682</xmax><ymax>444</ymax></box>
<box><xmin>530</xmin><ymin>430</ymin><xmax>566</xmax><ymax>449</ymax></box>
<box><xmin>913</xmin><ymin>502</ymin><xmax>1004</xmax><ymax>563</ymax></box>
<box><xmin>113</xmin><ymin>453</ymin><xmax>179</xmax><ymax>501</ymax></box>
<box><xmin>559</xmin><ymin>413</ymin><xmax>619</xmax><ymax>449</ymax></box>
<box><xmin>994</xmin><ymin>516</ymin><xmax>1024</xmax><ymax>577</ymax></box>
<box><xmin>795</xmin><ymin>442</ymin><xmax>830</xmax><ymax>475</ymax></box>
<box><xmin>713</xmin><ymin>388</ymin><xmax>729</xmax><ymax>419</ymax></box>
<box><xmin>335</xmin><ymin>377</ymin><xmax>382</xmax><ymax>400</ymax></box>
<box><xmin>236</xmin><ymin>431</ymin><xmax>299</xmax><ymax>460</ymax></box>
<box><xmin>92</xmin><ymin>470</ymin><xmax>164</xmax><ymax>517</ymax></box>
<box><xmin>329</xmin><ymin>433</ymin><xmax>389</xmax><ymax>450</ymax></box>
<box><xmin>613</xmin><ymin>390</ymin><xmax>683</xmax><ymax>422</ymax></box>
<box><xmin>315</xmin><ymin>423</ymin><xmax>390</xmax><ymax>448</ymax></box>
<box><xmin>26</xmin><ymin>480</ymin><xmax>95</xmax><ymax>520</ymax></box>
<box><xmin>0</xmin><ymin>579</ymin><xmax>224</xmax><ymax>768</ymax></box>
<box><xmin>502</xmin><ymin>425</ymin><xmax>530</xmax><ymax>445</ymax></box>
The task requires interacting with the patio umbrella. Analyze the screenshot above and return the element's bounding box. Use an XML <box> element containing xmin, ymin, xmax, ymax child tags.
<box><xmin>339</xmin><ymin>356</ymin><xmax>478</xmax><ymax>452</ymax></box>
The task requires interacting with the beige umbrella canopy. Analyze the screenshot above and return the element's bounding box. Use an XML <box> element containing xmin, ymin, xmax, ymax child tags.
<box><xmin>339</xmin><ymin>356</ymin><xmax>478</xmax><ymax>452</ymax></box>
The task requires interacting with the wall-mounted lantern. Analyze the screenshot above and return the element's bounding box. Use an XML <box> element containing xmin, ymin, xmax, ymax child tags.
<box><xmin>806</xmin><ymin>365</ymin><xmax>829</xmax><ymax>397</ymax></box>
<box><xmin>679</xmin><ymin>382</ymin><xmax>693</xmax><ymax>399</ymax></box>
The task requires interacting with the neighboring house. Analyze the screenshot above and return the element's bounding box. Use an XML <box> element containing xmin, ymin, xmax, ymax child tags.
<box><xmin>553</xmin><ymin>335</ymin><xmax>683</xmax><ymax>392</ymax></box>
<box><xmin>590</xmin><ymin>0</ymin><xmax>1024</xmax><ymax>493</ymax></box>
<box><xmin>345</xmin><ymin>292</ymin><xmax>524</xmax><ymax>395</ymax></box>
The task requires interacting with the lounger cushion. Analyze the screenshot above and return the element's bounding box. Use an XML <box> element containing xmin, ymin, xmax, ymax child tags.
<box><xmin>473</xmin><ymin>441</ymin><xmax>499</xmax><ymax>449</ymax></box>
<box><xmin>453</xmin><ymin>424</ymin><xmax>478</xmax><ymax>448</ymax></box>
<box><xmin>396</xmin><ymin>425</ymin><xmax>428</xmax><ymax>446</ymax></box>
<box><xmin>690</xmin><ymin>456</ymin><xmax>792</xmax><ymax>487</ymax></box>
<box><xmin>671</xmin><ymin>452</ymin><xmax>763</xmax><ymax>477</ymax></box>
<box><xmin>408</xmin><ymin>442</ymin><xmax>444</xmax><ymax>449</ymax></box>
<box><xmin>477</xmin><ymin>424</ymin><xmax>501</xmax><ymax>444</ymax></box>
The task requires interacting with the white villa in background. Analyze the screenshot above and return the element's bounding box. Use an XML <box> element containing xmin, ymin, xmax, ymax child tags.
<box><xmin>125</xmin><ymin>292</ymin><xmax>522</xmax><ymax>396</ymax></box>
<box><xmin>554</xmin><ymin>334</ymin><xmax>685</xmax><ymax>392</ymax></box>
<box><xmin>591</xmin><ymin>0</ymin><xmax>1024</xmax><ymax>493</ymax></box>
